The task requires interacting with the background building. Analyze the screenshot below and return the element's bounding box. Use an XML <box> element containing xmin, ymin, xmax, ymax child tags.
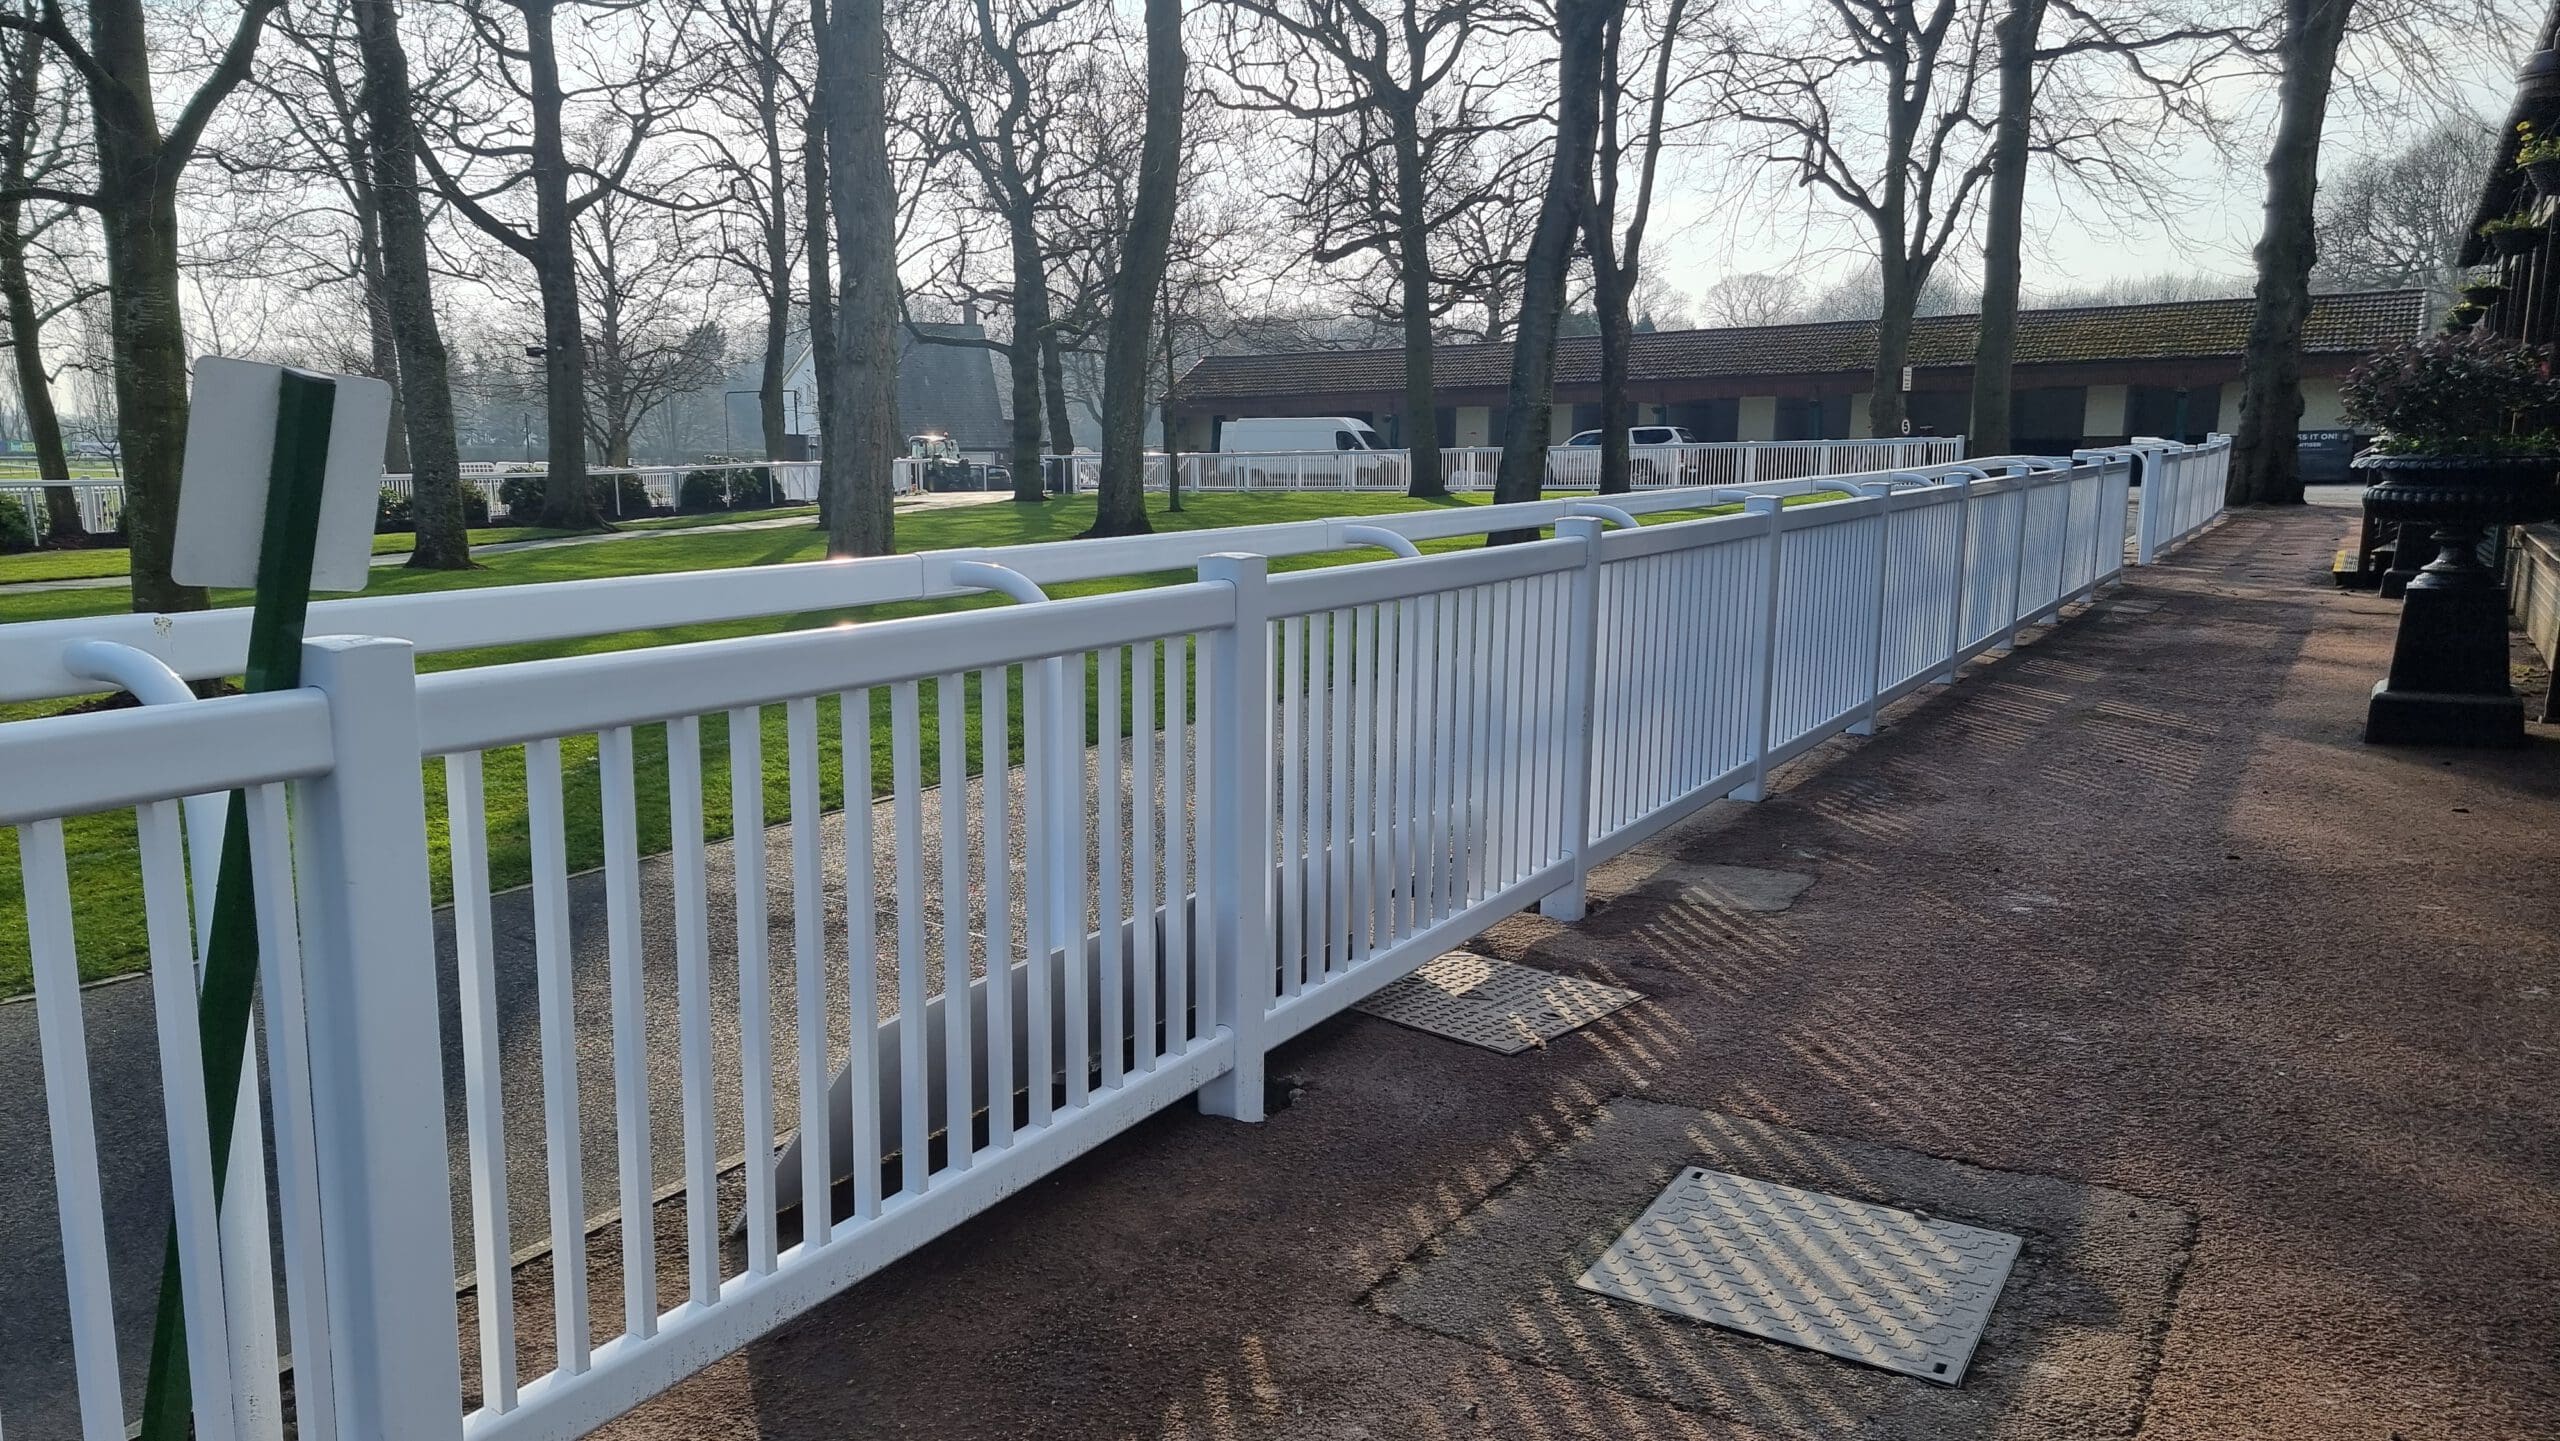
<box><xmin>1167</xmin><ymin>290</ymin><xmax>2426</xmax><ymax>455</ymax></box>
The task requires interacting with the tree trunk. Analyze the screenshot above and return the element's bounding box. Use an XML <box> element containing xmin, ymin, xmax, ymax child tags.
<box><xmin>1162</xmin><ymin>274</ymin><xmax>1183</xmax><ymax>513</ymax></box>
<box><xmin>356</xmin><ymin>0</ymin><xmax>471</xmax><ymax>568</ymax></box>
<box><xmin>1085</xmin><ymin>0</ymin><xmax>1184</xmax><ymax>539</ymax></box>
<box><xmin>1390</xmin><ymin>102</ymin><xmax>1444</xmax><ymax>498</ymax></box>
<box><xmin>1006</xmin><ymin>209</ymin><xmax>1050</xmax><ymax>502</ymax></box>
<box><xmin>525</xmin><ymin>0</ymin><xmax>598</xmax><ymax>529</ymax></box>
<box><xmin>0</xmin><ymin>32</ymin><xmax>77</xmax><ymax>541</ymax></box>
<box><xmin>1969</xmin><ymin>0</ymin><xmax>2043</xmax><ymax>457</ymax></box>
<box><xmin>803</xmin><ymin>88</ymin><xmax>837</xmax><ymax>525</ymax></box>
<box><xmin>820</xmin><ymin>0</ymin><xmax>899</xmax><ymax>555</ymax></box>
<box><xmin>1040</xmin><ymin>322</ymin><xmax>1074</xmax><ymax>455</ymax></box>
<box><xmin>758</xmin><ymin>68</ymin><xmax>791</xmax><ymax>461</ymax></box>
<box><xmin>1868</xmin><ymin>254</ymin><xmax>1918</xmax><ymax>440</ymax></box>
<box><xmin>2230</xmin><ymin>0</ymin><xmax>2353</xmax><ymax>506</ymax></box>
<box><xmin>1490</xmin><ymin>0</ymin><xmax>1611</xmax><ymax>523</ymax></box>
<box><xmin>95</xmin><ymin>172</ymin><xmax>198</xmax><ymax>610</ymax></box>
<box><xmin>1594</xmin><ymin>283</ymin><xmax>1632</xmax><ymax>495</ymax></box>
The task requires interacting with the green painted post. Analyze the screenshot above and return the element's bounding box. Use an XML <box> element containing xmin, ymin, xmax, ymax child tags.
<box><xmin>139</xmin><ymin>368</ymin><xmax>340</xmax><ymax>1441</ymax></box>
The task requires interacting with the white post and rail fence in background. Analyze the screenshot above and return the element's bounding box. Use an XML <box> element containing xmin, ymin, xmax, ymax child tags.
<box><xmin>0</xmin><ymin>443</ymin><xmax>2226</xmax><ymax>1441</ymax></box>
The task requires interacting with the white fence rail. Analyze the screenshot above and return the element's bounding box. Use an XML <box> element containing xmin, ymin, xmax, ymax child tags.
<box><xmin>5</xmin><ymin>463</ymin><xmax>824</xmax><ymax>537</ymax></box>
<box><xmin>4</xmin><ymin>444</ymin><xmax>2187</xmax><ymax>1441</ymax></box>
<box><xmin>1049</xmin><ymin>437</ymin><xmax>1967</xmax><ymax>495</ymax></box>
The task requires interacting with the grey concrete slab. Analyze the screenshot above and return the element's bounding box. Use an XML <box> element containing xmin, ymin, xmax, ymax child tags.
<box><xmin>1371</xmin><ymin>1100</ymin><xmax>2192</xmax><ymax>1439</ymax></box>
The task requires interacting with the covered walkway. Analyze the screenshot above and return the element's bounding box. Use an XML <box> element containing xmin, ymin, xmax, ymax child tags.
<box><xmin>534</xmin><ymin>507</ymin><xmax>2553</xmax><ymax>1439</ymax></box>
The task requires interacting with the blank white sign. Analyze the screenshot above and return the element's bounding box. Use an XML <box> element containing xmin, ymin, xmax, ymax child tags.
<box><xmin>173</xmin><ymin>356</ymin><xmax>392</xmax><ymax>592</ymax></box>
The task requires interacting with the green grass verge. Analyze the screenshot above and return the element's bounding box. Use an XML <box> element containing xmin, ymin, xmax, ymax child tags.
<box><xmin>0</xmin><ymin>525</ymin><xmax>578</xmax><ymax>586</ymax></box>
<box><xmin>1</xmin><ymin>487</ymin><xmax>1826</xmax><ymax>998</ymax></box>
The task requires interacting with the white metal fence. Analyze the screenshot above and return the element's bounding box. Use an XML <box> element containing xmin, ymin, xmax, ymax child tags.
<box><xmin>2</xmin><ymin>443</ymin><xmax>2220</xmax><ymax>1441</ymax></box>
<box><xmin>1048</xmin><ymin>437</ymin><xmax>1967</xmax><ymax>495</ymax></box>
<box><xmin>5</xmin><ymin>463</ymin><xmax>825</xmax><ymax>538</ymax></box>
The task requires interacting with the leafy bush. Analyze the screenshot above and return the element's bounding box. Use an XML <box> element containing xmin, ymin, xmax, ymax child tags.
<box><xmin>0</xmin><ymin>496</ymin><xmax>40</xmax><ymax>552</ymax></box>
<box><xmin>2340</xmin><ymin>334</ymin><xmax>2560</xmax><ymax>455</ymax></box>
<box><xmin>677</xmin><ymin>467</ymin><xmax>734</xmax><ymax>513</ymax></box>
<box><xmin>382</xmin><ymin>484</ymin><xmax>492</xmax><ymax>532</ymax></box>
<box><xmin>498</xmin><ymin>472</ymin><xmax>646</xmax><ymax>522</ymax></box>
<box><xmin>499</xmin><ymin>474</ymin><xmax>546</xmax><ymax>522</ymax></box>
<box><xmin>462</xmin><ymin>487</ymin><xmax>492</xmax><ymax>527</ymax></box>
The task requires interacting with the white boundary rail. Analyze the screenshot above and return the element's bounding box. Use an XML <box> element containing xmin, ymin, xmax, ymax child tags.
<box><xmin>4</xmin><ymin>462</ymin><xmax>827</xmax><ymax>536</ymax></box>
<box><xmin>4</xmin><ymin>445</ymin><xmax>2176</xmax><ymax>1441</ymax></box>
<box><xmin>1048</xmin><ymin>437</ymin><xmax>1966</xmax><ymax>495</ymax></box>
<box><xmin>2078</xmin><ymin>432</ymin><xmax>2229</xmax><ymax>566</ymax></box>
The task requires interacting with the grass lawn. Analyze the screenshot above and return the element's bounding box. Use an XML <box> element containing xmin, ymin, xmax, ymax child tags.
<box><xmin>1</xmin><ymin>487</ymin><xmax>1815</xmax><ymax>998</ymax></box>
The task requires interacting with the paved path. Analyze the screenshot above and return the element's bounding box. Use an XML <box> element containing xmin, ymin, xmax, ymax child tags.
<box><xmin>548</xmin><ymin>506</ymin><xmax>2551</xmax><ymax>1440</ymax></box>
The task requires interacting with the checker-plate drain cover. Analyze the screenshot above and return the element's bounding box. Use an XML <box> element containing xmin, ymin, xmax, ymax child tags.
<box><xmin>1576</xmin><ymin>1166</ymin><xmax>2021</xmax><ymax>1385</ymax></box>
<box><xmin>1356</xmin><ymin>952</ymin><xmax>1639</xmax><ymax>1054</ymax></box>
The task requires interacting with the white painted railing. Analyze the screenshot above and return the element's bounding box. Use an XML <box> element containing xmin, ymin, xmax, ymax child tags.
<box><xmin>2128</xmin><ymin>433</ymin><xmax>2230</xmax><ymax>564</ymax></box>
<box><xmin>1</xmin><ymin>478</ymin><xmax>126</xmax><ymax>533</ymax></box>
<box><xmin>3</xmin><ymin>445</ymin><xmax>2159</xmax><ymax>1441</ymax></box>
<box><xmin>2</xmin><ymin>463</ymin><xmax>823</xmax><ymax>539</ymax></box>
<box><xmin>1049</xmin><ymin>437</ymin><xmax>1966</xmax><ymax>495</ymax></box>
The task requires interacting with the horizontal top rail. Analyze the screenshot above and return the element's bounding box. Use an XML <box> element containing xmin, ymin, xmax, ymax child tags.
<box><xmin>1266</xmin><ymin>535</ymin><xmax>1584</xmax><ymax>615</ymax></box>
<box><xmin>414</xmin><ymin>581</ymin><xmax>1231</xmax><ymax>754</ymax></box>
<box><xmin>3</xmin><ymin>455</ymin><xmax>2071</xmax><ymax>706</ymax></box>
<box><xmin>0</xmin><ymin>688</ymin><xmax>334</xmax><ymax>823</ymax></box>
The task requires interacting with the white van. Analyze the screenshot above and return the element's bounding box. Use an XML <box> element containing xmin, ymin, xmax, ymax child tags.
<box><xmin>1219</xmin><ymin>416</ymin><xmax>1384</xmax><ymax>453</ymax></box>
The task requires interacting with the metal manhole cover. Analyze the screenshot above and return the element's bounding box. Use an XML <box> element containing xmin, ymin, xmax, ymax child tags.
<box><xmin>1356</xmin><ymin>952</ymin><xmax>1639</xmax><ymax>1054</ymax></box>
<box><xmin>1576</xmin><ymin>1167</ymin><xmax>2021</xmax><ymax>1385</ymax></box>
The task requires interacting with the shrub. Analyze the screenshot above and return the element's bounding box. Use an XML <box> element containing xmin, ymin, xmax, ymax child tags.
<box><xmin>462</xmin><ymin>487</ymin><xmax>492</xmax><ymax>527</ymax></box>
<box><xmin>0</xmin><ymin>496</ymin><xmax>39</xmax><ymax>552</ymax></box>
<box><xmin>677</xmin><ymin>468</ymin><xmax>728</xmax><ymax>513</ymax></box>
<box><xmin>2339</xmin><ymin>333</ymin><xmax>2560</xmax><ymax>455</ymax></box>
<box><xmin>2518</xmin><ymin>119</ymin><xmax>2560</xmax><ymax>167</ymax></box>
<box><xmin>376</xmin><ymin>485</ymin><xmax>414</xmax><ymax>533</ymax></box>
<box><xmin>499</xmin><ymin>474</ymin><xmax>546</xmax><ymax>522</ymax></box>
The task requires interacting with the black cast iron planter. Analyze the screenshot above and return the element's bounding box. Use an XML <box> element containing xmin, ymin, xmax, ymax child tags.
<box><xmin>2358</xmin><ymin>451</ymin><xmax>2559</xmax><ymax>747</ymax></box>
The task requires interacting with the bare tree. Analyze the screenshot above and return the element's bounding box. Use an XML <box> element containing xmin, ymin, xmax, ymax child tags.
<box><xmin>906</xmin><ymin>0</ymin><xmax>1116</xmax><ymax>503</ymax></box>
<box><xmin>703</xmin><ymin>0</ymin><xmax>811</xmax><ymax>463</ymax></box>
<box><xmin>818</xmin><ymin>0</ymin><xmax>902</xmax><ymax>553</ymax></box>
<box><xmin>1733</xmin><ymin>0</ymin><xmax>1997</xmax><ymax>439</ymax></box>
<box><xmin>2227</xmin><ymin>0</ymin><xmax>2514</xmax><ymax>503</ymax></box>
<box><xmin>0</xmin><ymin>6</ymin><xmax>94</xmax><ymax>542</ymax></box>
<box><xmin>2312</xmin><ymin>115</ymin><xmax>2496</xmax><ymax>305</ymax></box>
<box><xmin>416</xmin><ymin>0</ymin><xmax>690</xmax><ymax>528</ymax></box>
<box><xmin>1219</xmin><ymin>0</ymin><xmax>1536</xmax><ymax>496</ymax></box>
<box><xmin>1583</xmin><ymin>0</ymin><xmax>1706</xmax><ymax>494</ymax></box>
<box><xmin>1085</xmin><ymin>0</ymin><xmax>1183</xmax><ymax>536</ymax></box>
<box><xmin>356</xmin><ymin>0</ymin><xmax>472</xmax><ymax>566</ymax></box>
<box><xmin>1491</xmin><ymin>0</ymin><xmax>1614</xmax><ymax>519</ymax></box>
<box><xmin>1698</xmin><ymin>270</ymin><xmax>1805</xmax><ymax>326</ymax></box>
<box><xmin>1969</xmin><ymin>0</ymin><xmax>2233</xmax><ymax>453</ymax></box>
<box><xmin>0</xmin><ymin>0</ymin><xmax>287</xmax><ymax>611</ymax></box>
<box><xmin>574</xmin><ymin>175</ymin><xmax>726</xmax><ymax>467</ymax></box>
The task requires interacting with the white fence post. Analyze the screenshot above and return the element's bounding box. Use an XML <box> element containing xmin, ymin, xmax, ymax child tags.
<box><xmin>1541</xmin><ymin>517</ymin><xmax>1606</xmax><ymax>920</ymax></box>
<box><xmin>1939</xmin><ymin>469</ymin><xmax>1978</xmax><ymax>683</ymax></box>
<box><xmin>291</xmin><ymin>636</ymin><xmax>466</xmax><ymax>1439</ymax></box>
<box><xmin>1738</xmin><ymin>494</ymin><xmax>1786</xmax><ymax>802</ymax></box>
<box><xmin>2000</xmin><ymin>465</ymin><xmax>2032</xmax><ymax>653</ymax></box>
<box><xmin>1198</xmin><ymin>553</ymin><xmax>1272</xmax><ymax>1122</ymax></box>
<box><xmin>1852</xmin><ymin>482</ymin><xmax>1895</xmax><ymax>736</ymax></box>
<box><xmin>2134</xmin><ymin>440</ymin><xmax>2169</xmax><ymax>565</ymax></box>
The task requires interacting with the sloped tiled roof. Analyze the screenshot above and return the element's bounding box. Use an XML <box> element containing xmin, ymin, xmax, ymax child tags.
<box><xmin>1174</xmin><ymin>290</ymin><xmax>2427</xmax><ymax>402</ymax></box>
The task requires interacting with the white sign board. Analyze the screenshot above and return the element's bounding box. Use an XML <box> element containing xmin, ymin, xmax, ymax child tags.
<box><xmin>173</xmin><ymin>357</ymin><xmax>391</xmax><ymax>592</ymax></box>
<box><xmin>1900</xmin><ymin>365</ymin><xmax>1915</xmax><ymax>393</ymax></box>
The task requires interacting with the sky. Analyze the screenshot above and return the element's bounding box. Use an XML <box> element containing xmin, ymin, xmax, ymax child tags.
<box><xmin>1642</xmin><ymin>8</ymin><xmax>2539</xmax><ymax>312</ymax></box>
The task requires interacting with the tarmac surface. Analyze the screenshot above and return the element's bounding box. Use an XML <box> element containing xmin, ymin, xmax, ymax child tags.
<box><xmin>7</xmin><ymin>503</ymin><xmax>2555</xmax><ymax>1438</ymax></box>
<box><xmin>548</xmin><ymin>505</ymin><xmax>2556</xmax><ymax>1439</ymax></box>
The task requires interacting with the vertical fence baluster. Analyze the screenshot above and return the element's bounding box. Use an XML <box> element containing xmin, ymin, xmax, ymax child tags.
<box><xmin>937</xmin><ymin>674</ymin><xmax>974</xmax><ymax>1169</ymax></box>
<box><xmin>524</xmin><ymin>736</ymin><xmax>591</xmax><ymax>1368</ymax></box>
<box><xmin>890</xmin><ymin>683</ymin><xmax>930</xmax><ymax>1192</ymax></box>
<box><xmin>981</xmin><ymin>667</ymin><xmax>1018</xmax><ymax>1136</ymax></box>
<box><xmin>1199</xmin><ymin>554</ymin><xmax>1271</xmax><ymax>1120</ymax></box>
<box><xmin>840</xmin><ymin>691</ymin><xmax>884</xmax><ymax>1219</ymax></box>
<box><xmin>598</xmin><ymin>724</ymin><xmax>660</xmax><ymax>1327</ymax></box>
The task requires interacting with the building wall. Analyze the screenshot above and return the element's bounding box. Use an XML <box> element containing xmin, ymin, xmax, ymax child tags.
<box><xmin>1848</xmin><ymin>393</ymin><xmax>1872</xmax><ymax>438</ymax></box>
<box><xmin>2085</xmin><ymin>384</ymin><xmax>2129</xmax><ymax>438</ymax></box>
<box><xmin>1453</xmin><ymin>406</ymin><xmax>1492</xmax><ymax>446</ymax></box>
<box><xmin>1551</xmin><ymin>408</ymin><xmax>1577</xmax><ymax>443</ymax></box>
<box><xmin>1737</xmin><ymin>396</ymin><xmax>1777</xmax><ymax>442</ymax></box>
<box><xmin>2300</xmin><ymin>377</ymin><xmax>2347</xmax><ymax>430</ymax></box>
<box><xmin>1172</xmin><ymin>414</ymin><xmax>1215</xmax><ymax>452</ymax></box>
